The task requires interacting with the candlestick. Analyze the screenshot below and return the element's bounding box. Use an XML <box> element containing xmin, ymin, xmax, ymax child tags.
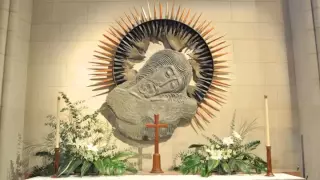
<box><xmin>265</xmin><ymin>146</ymin><xmax>274</xmax><ymax>176</ymax></box>
<box><xmin>55</xmin><ymin>97</ymin><xmax>61</xmax><ymax>148</ymax></box>
<box><xmin>264</xmin><ymin>95</ymin><xmax>271</xmax><ymax>146</ymax></box>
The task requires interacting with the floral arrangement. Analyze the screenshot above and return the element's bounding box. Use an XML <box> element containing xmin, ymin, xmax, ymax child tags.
<box><xmin>25</xmin><ymin>92</ymin><xmax>137</xmax><ymax>177</ymax></box>
<box><xmin>174</xmin><ymin>111</ymin><xmax>267</xmax><ymax>177</ymax></box>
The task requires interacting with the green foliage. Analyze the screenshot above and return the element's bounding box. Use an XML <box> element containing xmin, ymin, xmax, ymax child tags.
<box><xmin>25</xmin><ymin>92</ymin><xmax>138</xmax><ymax>177</ymax></box>
<box><xmin>93</xmin><ymin>151</ymin><xmax>137</xmax><ymax>176</ymax></box>
<box><xmin>174</xmin><ymin>110</ymin><xmax>267</xmax><ymax>177</ymax></box>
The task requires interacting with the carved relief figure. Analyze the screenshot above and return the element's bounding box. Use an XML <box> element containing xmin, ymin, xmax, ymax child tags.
<box><xmin>101</xmin><ymin>50</ymin><xmax>197</xmax><ymax>145</ymax></box>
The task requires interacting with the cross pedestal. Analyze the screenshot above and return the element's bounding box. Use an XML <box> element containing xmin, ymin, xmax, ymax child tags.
<box><xmin>145</xmin><ymin>114</ymin><xmax>168</xmax><ymax>173</ymax></box>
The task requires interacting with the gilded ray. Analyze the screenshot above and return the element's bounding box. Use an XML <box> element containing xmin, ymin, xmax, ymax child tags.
<box><xmin>147</xmin><ymin>1</ymin><xmax>152</xmax><ymax>20</ymax></box>
<box><xmin>202</xmin><ymin>27</ymin><xmax>214</xmax><ymax>37</ymax></box>
<box><xmin>212</xmin><ymin>80</ymin><xmax>230</xmax><ymax>88</ymax></box>
<box><xmin>159</xmin><ymin>2</ymin><xmax>163</xmax><ymax>19</ymax></box>
<box><xmin>192</xmin><ymin>13</ymin><xmax>202</xmax><ymax>28</ymax></box>
<box><xmin>124</xmin><ymin>12</ymin><xmax>135</xmax><ymax>26</ymax></box>
<box><xmin>93</xmin><ymin>91</ymin><xmax>110</xmax><ymax>97</ymax></box>
<box><xmin>92</xmin><ymin>83</ymin><xmax>115</xmax><ymax>91</ymax></box>
<box><xmin>170</xmin><ymin>1</ymin><xmax>175</xmax><ymax>19</ymax></box>
<box><xmin>190</xmin><ymin>120</ymin><xmax>199</xmax><ymax>134</ymax></box>
<box><xmin>154</xmin><ymin>2</ymin><xmax>157</xmax><ymax>19</ymax></box>
<box><xmin>212</xmin><ymin>52</ymin><xmax>228</xmax><ymax>59</ymax></box>
<box><xmin>175</xmin><ymin>5</ymin><xmax>181</xmax><ymax>20</ymax></box>
<box><xmin>116</xmin><ymin>20</ymin><xmax>129</xmax><ymax>34</ymax></box>
<box><xmin>179</xmin><ymin>8</ymin><xmax>185</xmax><ymax>21</ymax></box>
<box><xmin>90</xmin><ymin>68</ymin><xmax>113</xmax><ymax>73</ymax></box>
<box><xmin>130</xmin><ymin>9</ymin><xmax>140</xmax><ymax>25</ymax></box>
<box><xmin>199</xmin><ymin>103</ymin><xmax>216</xmax><ymax>117</ymax></box>
<box><xmin>166</xmin><ymin>2</ymin><xmax>169</xmax><ymax>18</ymax></box>
<box><xmin>211</xmin><ymin>45</ymin><xmax>229</xmax><ymax>54</ymax></box>
<box><xmin>120</xmin><ymin>17</ymin><xmax>132</xmax><ymax>31</ymax></box>
<box><xmin>112</xmin><ymin>25</ymin><xmax>126</xmax><ymax>37</ymax></box>
<box><xmin>188</xmin><ymin>13</ymin><xmax>197</xmax><ymax>26</ymax></box>
<box><xmin>93</xmin><ymin>55</ymin><xmax>113</xmax><ymax>62</ymax></box>
<box><xmin>89</xmin><ymin>81</ymin><xmax>115</xmax><ymax>87</ymax></box>
<box><xmin>89</xmin><ymin>62</ymin><xmax>112</xmax><ymax>67</ymax></box>
<box><xmin>209</xmin><ymin>40</ymin><xmax>226</xmax><ymax>47</ymax></box>
<box><xmin>195</xmin><ymin>113</ymin><xmax>209</xmax><ymax>124</ymax></box>
<box><xmin>197</xmin><ymin>108</ymin><xmax>211</xmax><ymax>122</ymax></box>
<box><xmin>198</xmin><ymin>21</ymin><xmax>211</xmax><ymax>34</ymax></box>
<box><xmin>90</xmin><ymin>77</ymin><xmax>114</xmax><ymax>82</ymax></box>
<box><xmin>203</xmin><ymin>99</ymin><xmax>220</xmax><ymax>112</ymax></box>
<box><xmin>141</xmin><ymin>7</ymin><xmax>148</xmax><ymax>20</ymax></box>
<box><xmin>99</xmin><ymin>40</ymin><xmax>117</xmax><ymax>50</ymax></box>
<box><xmin>208</xmin><ymin>35</ymin><xmax>226</xmax><ymax>45</ymax></box>
<box><xmin>98</xmin><ymin>45</ymin><xmax>116</xmax><ymax>54</ymax></box>
<box><xmin>196</xmin><ymin>20</ymin><xmax>206</xmax><ymax>32</ymax></box>
<box><xmin>90</xmin><ymin>73</ymin><xmax>113</xmax><ymax>77</ymax></box>
<box><xmin>183</xmin><ymin>9</ymin><xmax>190</xmax><ymax>23</ymax></box>
<box><xmin>206</xmin><ymin>94</ymin><xmax>224</xmax><ymax>106</ymax></box>
<box><xmin>103</xmin><ymin>34</ymin><xmax>120</xmax><ymax>45</ymax></box>
<box><xmin>193</xmin><ymin>115</ymin><xmax>205</xmax><ymax>130</ymax></box>
<box><xmin>94</xmin><ymin>51</ymin><xmax>114</xmax><ymax>59</ymax></box>
<box><xmin>107</xmin><ymin>29</ymin><xmax>122</xmax><ymax>41</ymax></box>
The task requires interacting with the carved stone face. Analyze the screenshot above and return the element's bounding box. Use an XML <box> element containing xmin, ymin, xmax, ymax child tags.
<box><xmin>101</xmin><ymin>49</ymin><xmax>197</xmax><ymax>146</ymax></box>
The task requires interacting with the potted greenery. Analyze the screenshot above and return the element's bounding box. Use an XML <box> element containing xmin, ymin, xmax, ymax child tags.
<box><xmin>25</xmin><ymin>92</ymin><xmax>137</xmax><ymax>178</ymax></box>
<box><xmin>174</xmin><ymin>111</ymin><xmax>267</xmax><ymax>177</ymax></box>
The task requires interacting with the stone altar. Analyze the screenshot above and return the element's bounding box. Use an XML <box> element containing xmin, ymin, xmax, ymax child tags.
<box><xmin>28</xmin><ymin>173</ymin><xmax>304</xmax><ymax>180</ymax></box>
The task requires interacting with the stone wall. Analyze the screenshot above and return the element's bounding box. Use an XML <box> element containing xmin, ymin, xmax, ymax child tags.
<box><xmin>0</xmin><ymin>0</ymin><xmax>33</xmax><ymax>179</ymax></box>
<box><xmin>24</xmin><ymin>0</ymin><xmax>300</xmax><ymax>172</ymax></box>
<box><xmin>287</xmin><ymin>0</ymin><xmax>320</xmax><ymax>179</ymax></box>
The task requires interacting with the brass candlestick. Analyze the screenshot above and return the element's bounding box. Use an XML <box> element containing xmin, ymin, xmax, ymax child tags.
<box><xmin>265</xmin><ymin>146</ymin><xmax>274</xmax><ymax>177</ymax></box>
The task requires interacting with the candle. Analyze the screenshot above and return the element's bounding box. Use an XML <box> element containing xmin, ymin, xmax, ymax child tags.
<box><xmin>264</xmin><ymin>95</ymin><xmax>271</xmax><ymax>146</ymax></box>
<box><xmin>55</xmin><ymin>97</ymin><xmax>61</xmax><ymax>148</ymax></box>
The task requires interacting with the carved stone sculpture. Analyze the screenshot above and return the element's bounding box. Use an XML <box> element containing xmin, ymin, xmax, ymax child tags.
<box><xmin>101</xmin><ymin>49</ymin><xmax>197</xmax><ymax>145</ymax></box>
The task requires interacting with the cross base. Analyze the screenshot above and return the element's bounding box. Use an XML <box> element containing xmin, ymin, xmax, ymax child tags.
<box><xmin>150</xmin><ymin>153</ymin><xmax>164</xmax><ymax>173</ymax></box>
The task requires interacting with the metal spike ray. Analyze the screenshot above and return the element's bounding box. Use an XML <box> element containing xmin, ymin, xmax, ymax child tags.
<box><xmin>166</xmin><ymin>1</ymin><xmax>169</xmax><ymax>18</ymax></box>
<box><xmin>175</xmin><ymin>5</ymin><xmax>181</xmax><ymax>20</ymax></box>
<box><xmin>147</xmin><ymin>1</ymin><xmax>152</xmax><ymax>20</ymax></box>
<box><xmin>183</xmin><ymin>9</ymin><xmax>190</xmax><ymax>23</ymax></box>
<box><xmin>89</xmin><ymin>2</ymin><xmax>231</xmax><ymax>132</ymax></box>
<box><xmin>192</xmin><ymin>13</ymin><xmax>202</xmax><ymax>28</ymax></box>
<box><xmin>92</xmin><ymin>83</ymin><xmax>115</xmax><ymax>91</ymax></box>
<box><xmin>170</xmin><ymin>1</ymin><xmax>175</xmax><ymax>19</ymax></box>
<box><xmin>159</xmin><ymin>2</ymin><xmax>163</xmax><ymax>19</ymax></box>
<box><xmin>179</xmin><ymin>8</ymin><xmax>185</xmax><ymax>22</ymax></box>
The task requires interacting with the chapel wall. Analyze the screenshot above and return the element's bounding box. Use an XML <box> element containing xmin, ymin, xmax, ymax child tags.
<box><xmin>0</xmin><ymin>0</ymin><xmax>33</xmax><ymax>179</ymax></box>
<box><xmin>287</xmin><ymin>0</ymin><xmax>320</xmax><ymax>179</ymax></box>
<box><xmin>25</xmin><ymin>0</ymin><xmax>300</xmax><ymax>172</ymax></box>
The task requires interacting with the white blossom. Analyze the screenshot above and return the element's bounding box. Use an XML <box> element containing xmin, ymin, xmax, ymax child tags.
<box><xmin>222</xmin><ymin>136</ymin><xmax>234</xmax><ymax>146</ymax></box>
<box><xmin>232</xmin><ymin>131</ymin><xmax>242</xmax><ymax>140</ymax></box>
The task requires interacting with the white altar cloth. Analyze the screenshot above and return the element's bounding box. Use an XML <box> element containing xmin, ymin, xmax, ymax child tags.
<box><xmin>28</xmin><ymin>173</ymin><xmax>304</xmax><ymax>180</ymax></box>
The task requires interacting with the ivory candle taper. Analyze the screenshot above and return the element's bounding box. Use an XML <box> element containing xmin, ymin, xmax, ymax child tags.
<box><xmin>55</xmin><ymin>97</ymin><xmax>61</xmax><ymax>148</ymax></box>
<box><xmin>264</xmin><ymin>95</ymin><xmax>271</xmax><ymax>146</ymax></box>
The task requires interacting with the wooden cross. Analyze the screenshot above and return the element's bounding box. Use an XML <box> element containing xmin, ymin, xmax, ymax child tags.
<box><xmin>145</xmin><ymin>114</ymin><xmax>168</xmax><ymax>173</ymax></box>
<box><xmin>132</xmin><ymin>147</ymin><xmax>152</xmax><ymax>171</ymax></box>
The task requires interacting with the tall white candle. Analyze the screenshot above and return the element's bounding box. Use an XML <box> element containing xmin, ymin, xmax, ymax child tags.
<box><xmin>55</xmin><ymin>97</ymin><xmax>61</xmax><ymax>148</ymax></box>
<box><xmin>264</xmin><ymin>95</ymin><xmax>271</xmax><ymax>146</ymax></box>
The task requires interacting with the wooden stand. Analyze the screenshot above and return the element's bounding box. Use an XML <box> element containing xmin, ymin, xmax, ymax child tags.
<box><xmin>265</xmin><ymin>146</ymin><xmax>274</xmax><ymax>177</ymax></box>
<box><xmin>52</xmin><ymin>148</ymin><xmax>60</xmax><ymax>178</ymax></box>
<box><xmin>146</xmin><ymin>114</ymin><xmax>168</xmax><ymax>174</ymax></box>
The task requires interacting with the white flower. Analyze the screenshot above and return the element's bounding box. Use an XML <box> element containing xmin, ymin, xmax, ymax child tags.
<box><xmin>87</xmin><ymin>144</ymin><xmax>98</xmax><ymax>152</ymax></box>
<box><xmin>216</xmin><ymin>144</ymin><xmax>220</xmax><ymax>149</ymax></box>
<box><xmin>222</xmin><ymin>136</ymin><xmax>234</xmax><ymax>146</ymax></box>
<box><xmin>210</xmin><ymin>150</ymin><xmax>223</xmax><ymax>160</ymax></box>
<box><xmin>232</xmin><ymin>131</ymin><xmax>242</xmax><ymax>140</ymax></box>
